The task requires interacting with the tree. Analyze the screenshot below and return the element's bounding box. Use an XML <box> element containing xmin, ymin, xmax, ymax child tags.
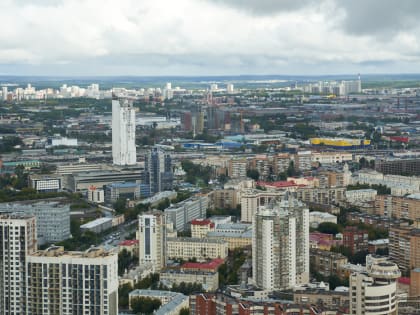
<box><xmin>317</xmin><ymin>222</ymin><xmax>342</xmax><ymax>235</ymax></box>
<box><xmin>246</xmin><ymin>169</ymin><xmax>259</xmax><ymax>181</ymax></box>
<box><xmin>118</xmin><ymin>283</ymin><xmax>133</xmax><ymax>308</ymax></box>
<box><xmin>179</xmin><ymin>307</ymin><xmax>190</xmax><ymax>315</ymax></box>
<box><xmin>131</xmin><ymin>297</ymin><xmax>161</xmax><ymax>315</ymax></box>
<box><xmin>114</xmin><ymin>198</ymin><xmax>127</xmax><ymax>213</ymax></box>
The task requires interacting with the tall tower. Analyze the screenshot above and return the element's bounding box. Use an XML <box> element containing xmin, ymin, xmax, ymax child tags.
<box><xmin>112</xmin><ymin>96</ymin><xmax>136</xmax><ymax>165</ymax></box>
<box><xmin>138</xmin><ymin>212</ymin><xmax>167</xmax><ymax>272</ymax></box>
<box><xmin>144</xmin><ymin>147</ymin><xmax>173</xmax><ymax>195</ymax></box>
<box><xmin>252</xmin><ymin>196</ymin><xmax>309</xmax><ymax>291</ymax></box>
<box><xmin>0</xmin><ymin>214</ymin><xmax>37</xmax><ymax>314</ymax></box>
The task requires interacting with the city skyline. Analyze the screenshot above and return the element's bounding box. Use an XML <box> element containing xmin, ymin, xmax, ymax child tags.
<box><xmin>1</xmin><ymin>0</ymin><xmax>420</xmax><ymax>76</ymax></box>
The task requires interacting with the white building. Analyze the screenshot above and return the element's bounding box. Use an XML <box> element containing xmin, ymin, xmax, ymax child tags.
<box><xmin>227</xmin><ymin>83</ymin><xmax>234</xmax><ymax>94</ymax></box>
<box><xmin>138</xmin><ymin>212</ymin><xmax>168</xmax><ymax>272</ymax></box>
<box><xmin>27</xmin><ymin>246</ymin><xmax>118</xmax><ymax>315</ymax></box>
<box><xmin>252</xmin><ymin>196</ymin><xmax>309</xmax><ymax>291</ymax></box>
<box><xmin>167</xmin><ymin>237</ymin><xmax>228</xmax><ymax>261</ymax></box>
<box><xmin>165</xmin><ymin>195</ymin><xmax>208</xmax><ymax>232</ymax></box>
<box><xmin>87</xmin><ymin>186</ymin><xmax>105</xmax><ymax>203</ymax></box>
<box><xmin>50</xmin><ymin>136</ymin><xmax>78</xmax><ymax>147</ymax></box>
<box><xmin>350</xmin><ymin>255</ymin><xmax>400</xmax><ymax>315</ymax></box>
<box><xmin>345</xmin><ymin>189</ymin><xmax>377</xmax><ymax>203</ymax></box>
<box><xmin>2</xmin><ymin>86</ymin><xmax>8</xmax><ymax>101</ymax></box>
<box><xmin>0</xmin><ymin>214</ymin><xmax>37</xmax><ymax>315</ymax></box>
<box><xmin>112</xmin><ymin>97</ymin><xmax>136</xmax><ymax>165</ymax></box>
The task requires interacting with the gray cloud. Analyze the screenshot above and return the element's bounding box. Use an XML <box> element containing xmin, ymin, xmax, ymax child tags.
<box><xmin>205</xmin><ymin>0</ymin><xmax>317</xmax><ymax>15</ymax></box>
<box><xmin>335</xmin><ymin>0</ymin><xmax>420</xmax><ymax>36</ymax></box>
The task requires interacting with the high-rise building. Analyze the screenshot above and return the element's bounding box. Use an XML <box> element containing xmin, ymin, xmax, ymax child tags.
<box><xmin>350</xmin><ymin>255</ymin><xmax>400</xmax><ymax>315</ymax></box>
<box><xmin>138</xmin><ymin>212</ymin><xmax>168</xmax><ymax>272</ymax></box>
<box><xmin>0</xmin><ymin>214</ymin><xmax>37</xmax><ymax>315</ymax></box>
<box><xmin>226</xmin><ymin>83</ymin><xmax>234</xmax><ymax>94</ymax></box>
<box><xmin>112</xmin><ymin>96</ymin><xmax>136</xmax><ymax>165</ymax></box>
<box><xmin>2</xmin><ymin>86</ymin><xmax>7</xmax><ymax>101</ymax></box>
<box><xmin>252</xmin><ymin>196</ymin><xmax>309</xmax><ymax>291</ymax></box>
<box><xmin>144</xmin><ymin>147</ymin><xmax>173</xmax><ymax>195</ymax></box>
<box><xmin>27</xmin><ymin>246</ymin><xmax>118</xmax><ymax>315</ymax></box>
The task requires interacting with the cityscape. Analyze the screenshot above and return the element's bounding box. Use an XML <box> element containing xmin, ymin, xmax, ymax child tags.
<box><xmin>1</xmin><ymin>1</ymin><xmax>420</xmax><ymax>315</ymax></box>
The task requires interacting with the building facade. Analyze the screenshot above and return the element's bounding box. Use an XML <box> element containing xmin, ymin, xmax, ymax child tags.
<box><xmin>144</xmin><ymin>147</ymin><xmax>173</xmax><ymax>195</ymax></box>
<box><xmin>112</xmin><ymin>97</ymin><xmax>136</xmax><ymax>166</ymax></box>
<box><xmin>138</xmin><ymin>212</ymin><xmax>168</xmax><ymax>272</ymax></box>
<box><xmin>27</xmin><ymin>246</ymin><xmax>118</xmax><ymax>315</ymax></box>
<box><xmin>350</xmin><ymin>257</ymin><xmax>400</xmax><ymax>315</ymax></box>
<box><xmin>0</xmin><ymin>214</ymin><xmax>37</xmax><ymax>315</ymax></box>
<box><xmin>252</xmin><ymin>197</ymin><xmax>309</xmax><ymax>291</ymax></box>
<box><xmin>0</xmin><ymin>199</ymin><xmax>71</xmax><ymax>245</ymax></box>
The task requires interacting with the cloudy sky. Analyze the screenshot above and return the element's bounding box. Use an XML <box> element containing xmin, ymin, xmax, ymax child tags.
<box><xmin>1</xmin><ymin>0</ymin><xmax>420</xmax><ymax>76</ymax></box>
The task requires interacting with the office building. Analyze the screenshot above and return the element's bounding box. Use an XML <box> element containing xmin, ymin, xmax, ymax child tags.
<box><xmin>144</xmin><ymin>147</ymin><xmax>173</xmax><ymax>195</ymax></box>
<box><xmin>138</xmin><ymin>212</ymin><xmax>168</xmax><ymax>272</ymax></box>
<box><xmin>112</xmin><ymin>97</ymin><xmax>136</xmax><ymax>165</ymax></box>
<box><xmin>226</xmin><ymin>83</ymin><xmax>234</xmax><ymax>93</ymax></box>
<box><xmin>350</xmin><ymin>256</ymin><xmax>400</xmax><ymax>315</ymax></box>
<box><xmin>29</xmin><ymin>174</ymin><xmax>61</xmax><ymax>192</ymax></box>
<box><xmin>27</xmin><ymin>246</ymin><xmax>118</xmax><ymax>315</ymax></box>
<box><xmin>165</xmin><ymin>195</ymin><xmax>208</xmax><ymax>231</ymax></box>
<box><xmin>375</xmin><ymin>158</ymin><xmax>420</xmax><ymax>176</ymax></box>
<box><xmin>252</xmin><ymin>196</ymin><xmax>309</xmax><ymax>291</ymax></box>
<box><xmin>0</xmin><ymin>199</ymin><xmax>70</xmax><ymax>245</ymax></box>
<box><xmin>0</xmin><ymin>214</ymin><xmax>37</xmax><ymax>315</ymax></box>
<box><xmin>105</xmin><ymin>182</ymin><xmax>141</xmax><ymax>203</ymax></box>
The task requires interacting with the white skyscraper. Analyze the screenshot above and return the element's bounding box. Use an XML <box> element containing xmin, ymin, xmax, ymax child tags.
<box><xmin>226</xmin><ymin>83</ymin><xmax>234</xmax><ymax>94</ymax></box>
<box><xmin>2</xmin><ymin>86</ymin><xmax>8</xmax><ymax>101</ymax></box>
<box><xmin>27</xmin><ymin>246</ymin><xmax>119</xmax><ymax>315</ymax></box>
<box><xmin>112</xmin><ymin>96</ymin><xmax>136</xmax><ymax>165</ymax></box>
<box><xmin>0</xmin><ymin>214</ymin><xmax>37</xmax><ymax>315</ymax></box>
<box><xmin>252</xmin><ymin>196</ymin><xmax>309</xmax><ymax>291</ymax></box>
<box><xmin>138</xmin><ymin>212</ymin><xmax>167</xmax><ymax>272</ymax></box>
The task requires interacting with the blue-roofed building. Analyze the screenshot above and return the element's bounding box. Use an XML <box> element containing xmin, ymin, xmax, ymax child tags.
<box><xmin>128</xmin><ymin>290</ymin><xmax>189</xmax><ymax>315</ymax></box>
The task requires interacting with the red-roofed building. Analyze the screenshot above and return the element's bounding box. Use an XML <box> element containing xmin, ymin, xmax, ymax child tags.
<box><xmin>191</xmin><ymin>219</ymin><xmax>215</xmax><ymax>238</ymax></box>
<box><xmin>119</xmin><ymin>239</ymin><xmax>139</xmax><ymax>257</ymax></box>
<box><xmin>181</xmin><ymin>258</ymin><xmax>225</xmax><ymax>273</ymax></box>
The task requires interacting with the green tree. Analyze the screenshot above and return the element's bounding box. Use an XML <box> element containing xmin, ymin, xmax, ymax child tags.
<box><xmin>246</xmin><ymin>169</ymin><xmax>259</xmax><ymax>181</ymax></box>
<box><xmin>131</xmin><ymin>297</ymin><xmax>161</xmax><ymax>315</ymax></box>
<box><xmin>179</xmin><ymin>307</ymin><xmax>190</xmax><ymax>315</ymax></box>
<box><xmin>317</xmin><ymin>222</ymin><xmax>342</xmax><ymax>235</ymax></box>
<box><xmin>113</xmin><ymin>197</ymin><xmax>127</xmax><ymax>213</ymax></box>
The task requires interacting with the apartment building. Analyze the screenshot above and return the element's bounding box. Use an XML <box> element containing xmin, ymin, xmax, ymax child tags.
<box><xmin>167</xmin><ymin>237</ymin><xmax>228</xmax><ymax>261</ymax></box>
<box><xmin>310</xmin><ymin>249</ymin><xmax>348</xmax><ymax>278</ymax></box>
<box><xmin>253</xmin><ymin>197</ymin><xmax>309</xmax><ymax>291</ymax></box>
<box><xmin>27</xmin><ymin>246</ymin><xmax>118</xmax><ymax>315</ymax></box>
<box><xmin>0</xmin><ymin>214</ymin><xmax>37</xmax><ymax>315</ymax></box>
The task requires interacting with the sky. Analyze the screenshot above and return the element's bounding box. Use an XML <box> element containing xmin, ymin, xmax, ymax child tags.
<box><xmin>1</xmin><ymin>0</ymin><xmax>420</xmax><ymax>76</ymax></box>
